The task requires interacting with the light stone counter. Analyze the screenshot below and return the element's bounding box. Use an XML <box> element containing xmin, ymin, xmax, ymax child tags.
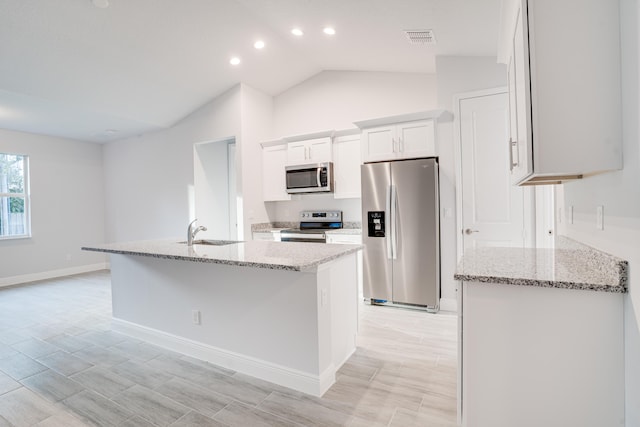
<box><xmin>82</xmin><ymin>239</ymin><xmax>361</xmax><ymax>272</ymax></box>
<box><xmin>454</xmin><ymin>237</ymin><xmax>627</xmax><ymax>293</ymax></box>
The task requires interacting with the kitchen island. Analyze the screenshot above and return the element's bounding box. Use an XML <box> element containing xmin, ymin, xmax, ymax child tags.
<box><xmin>455</xmin><ymin>237</ymin><xmax>627</xmax><ymax>427</ymax></box>
<box><xmin>82</xmin><ymin>239</ymin><xmax>362</xmax><ymax>396</ymax></box>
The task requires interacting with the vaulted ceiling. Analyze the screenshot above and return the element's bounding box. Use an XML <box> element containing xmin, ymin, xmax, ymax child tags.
<box><xmin>0</xmin><ymin>0</ymin><xmax>502</xmax><ymax>143</ymax></box>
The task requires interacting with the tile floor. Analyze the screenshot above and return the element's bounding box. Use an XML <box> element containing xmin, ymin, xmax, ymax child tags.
<box><xmin>0</xmin><ymin>271</ymin><xmax>457</xmax><ymax>426</ymax></box>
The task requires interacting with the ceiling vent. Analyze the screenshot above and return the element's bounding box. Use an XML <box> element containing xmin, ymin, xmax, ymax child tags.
<box><xmin>404</xmin><ymin>29</ymin><xmax>436</xmax><ymax>45</ymax></box>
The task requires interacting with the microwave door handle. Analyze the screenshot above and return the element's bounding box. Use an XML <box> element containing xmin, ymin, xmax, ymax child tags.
<box><xmin>317</xmin><ymin>167</ymin><xmax>321</xmax><ymax>187</ymax></box>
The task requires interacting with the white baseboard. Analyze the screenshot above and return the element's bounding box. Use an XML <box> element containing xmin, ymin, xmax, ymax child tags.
<box><xmin>112</xmin><ymin>318</ymin><xmax>335</xmax><ymax>397</ymax></box>
<box><xmin>0</xmin><ymin>263</ymin><xmax>109</xmax><ymax>288</ymax></box>
<box><xmin>440</xmin><ymin>297</ymin><xmax>458</xmax><ymax>312</ymax></box>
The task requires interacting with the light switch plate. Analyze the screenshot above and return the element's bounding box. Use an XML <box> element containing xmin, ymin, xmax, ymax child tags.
<box><xmin>596</xmin><ymin>206</ymin><xmax>604</xmax><ymax>230</ymax></box>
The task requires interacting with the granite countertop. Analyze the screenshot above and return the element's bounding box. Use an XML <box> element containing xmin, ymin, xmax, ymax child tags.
<box><xmin>454</xmin><ymin>237</ymin><xmax>627</xmax><ymax>293</ymax></box>
<box><xmin>82</xmin><ymin>239</ymin><xmax>362</xmax><ymax>272</ymax></box>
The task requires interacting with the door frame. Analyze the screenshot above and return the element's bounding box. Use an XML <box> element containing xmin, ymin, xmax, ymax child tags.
<box><xmin>453</xmin><ymin>87</ymin><xmax>535</xmax><ymax>262</ymax></box>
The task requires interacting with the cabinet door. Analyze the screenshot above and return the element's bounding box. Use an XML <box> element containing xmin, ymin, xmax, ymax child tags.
<box><xmin>397</xmin><ymin>120</ymin><xmax>436</xmax><ymax>159</ymax></box>
<box><xmin>287</xmin><ymin>137</ymin><xmax>332</xmax><ymax>164</ymax></box>
<box><xmin>333</xmin><ymin>135</ymin><xmax>362</xmax><ymax>199</ymax></box>
<box><xmin>361</xmin><ymin>125</ymin><xmax>397</xmax><ymax>162</ymax></box>
<box><xmin>286</xmin><ymin>141</ymin><xmax>308</xmax><ymax>165</ymax></box>
<box><xmin>307</xmin><ymin>137</ymin><xmax>332</xmax><ymax>163</ymax></box>
<box><xmin>262</xmin><ymin>145</ymin><xmax>291</xmax><ymax>201</ymax></box>
<box><xmin>510</xmin><ymin>1</ymin><xmax>533</xmax><ymax>184</ymax></box>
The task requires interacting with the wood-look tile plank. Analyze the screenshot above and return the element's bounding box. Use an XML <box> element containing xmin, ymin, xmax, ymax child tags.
<box><xmin>62</xmin><ymin>389</ymin><xmax>133</xmax><ymax>427</ymax></box>
<box><xmin>45</xmin><ymin>334</ymin><xmax>93</xmax><ymax>353</ymax></box>
<box><xmin>0</xmin><ymin>371</ymin><xmax>20</xmax><ymax>395</ymax></box>
<box><xmin>110</xmin><ymin>360</ymin><xmax>173</xmax><ymax>389</ymax></box>
<box><xmin>21</xmin><ymin>369</ymin><xmax>84</xmax><ymax>402</ymax></box>
<box><xmin>111</xmin><ymin>385</ymin><xmax>189</xmax><ymax>427</ymax></box>
<box><xmin>147</xmin><ymin>355</ymin><xmax>270</xmax><ymax>406</ymax></box>
<box><xmin>213</xmin><ymin>400</ymin><xmax>301</xmax><ymax>427</ymax></box>
<box><xmin>0</xmin><ymin>352</ymin><xmax>48</xmax><ymax>380</ymax></box>
<box><xmin>37</xmin><ymin>351</ymin><xmax>94</xmax><ymax>376</ymax></box>
<box><xmin>70</xmin><ymin>366</ymin><xmax>135</xmax><ymax>399</ymax></box>
<box><xmin>119</xmin><ymin>416</ymin><xmax>157</xmax><ymax>427</ymax></box>
<box><xmin>257</xmin><ymin>391</ymin><xmax>353</xmax><ymax>427</ymax></box>
<box><xmin>12</xmin><ymin>337</ymin><xmax>61</xmax><ymax>359</ymax></box>
<box><xmin>389</xmin><ymin>407</ymin><xmax>457</xmax><ymax>427</ymax></box>
<box><xmin>0</xmin><ymin>387</ymin><xmax>60</xmax><ymax>426</ymax></box>
<box><xmin>171</xmin><ymin>411</ymin><xmax>228</xmax><ymax>427</ymax></box>
<box><xmin>34</xmin><ymin>411</ymin><xmax>92</xmax><ymax>427</ymax></box>
<box><xmin>153</xmin><ymin>377</ymin><xmax>231</xmax><ymax>418</ymax></box>
<box><xmin>72</xmin><ymin>345</ymin><xmax>130</xmax><ymax>367</ymax></box>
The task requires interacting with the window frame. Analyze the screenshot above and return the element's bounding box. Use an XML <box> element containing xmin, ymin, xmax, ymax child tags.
<box><xmin>0</xmin><ymin>153</ymin><xmax>31</xmax><ymax>240</ymax></box>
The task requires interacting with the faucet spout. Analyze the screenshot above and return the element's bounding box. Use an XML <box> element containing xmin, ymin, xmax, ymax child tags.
<box><xmin>187</xmin><ymin>219</ymin><xmax>207</xmax><ymax>246</ymax></box>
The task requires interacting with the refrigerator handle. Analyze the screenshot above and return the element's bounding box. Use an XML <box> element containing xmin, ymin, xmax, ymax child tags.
<box><xmin>390</xmin><ymin>184</ymin><xmax>398</xmax><ymax>260</ymax></box>
<box><xmin>385</xmin><ymin>185</ymin><xmax>393</xmax><ymax>259</ymax></box>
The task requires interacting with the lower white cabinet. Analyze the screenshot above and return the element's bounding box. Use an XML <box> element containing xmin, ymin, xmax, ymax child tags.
<box><xmin>252</xmin><ymin>231</ymin><xmax>281</xmax><ymax>241</ymax></box>
<box><xmin>461</xmin><ymin>281</ymin><xmax>624</xmax><ymax>427</ymax></box>
<box><xmin>332</xmin><ymin>134</ymin><xmax>362</xmax><ymax>199</ymax></box>
<box><xmin>262</xmin><ymin>144</ymin><xmax>290</xmax><ymax>202</ymax></box>
<box><xmin>326</xmin><ymin>233</ymin><xmax>363</xmax><ymax>299</ymax></box>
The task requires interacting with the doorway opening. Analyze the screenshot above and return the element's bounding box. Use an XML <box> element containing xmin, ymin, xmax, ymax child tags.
<box><xmin>193</xmin><ymin>138</ymin><xmax>239</xmax><ymax>240</ymax></box>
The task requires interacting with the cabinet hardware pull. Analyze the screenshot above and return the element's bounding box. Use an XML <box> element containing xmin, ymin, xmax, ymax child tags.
<box><xmin>509</xmin><ymin>139</ymin><xmax>518</xmax><ymax>169</ymax></box>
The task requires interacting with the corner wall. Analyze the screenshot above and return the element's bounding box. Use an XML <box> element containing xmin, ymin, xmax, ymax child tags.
<box><xmin>558</xmin><ymin>0</ymin><xmax>640</xmax><ymax>423</ymax></box>
<box><xmin>435</xmin><ymin>56</ymin><xmax>508</xmax><ymax>309</ymax></box>
<box><xmin>0</xmin><ymin>129</ymin><xmax>106</xmax><ymax>284</ymax></box>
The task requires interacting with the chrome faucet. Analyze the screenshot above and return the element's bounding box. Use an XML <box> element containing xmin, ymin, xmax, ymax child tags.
<box><xmin>187</xmin><ymin>219</ymin><xmax>207</xmax><ymax>246</ymax></box>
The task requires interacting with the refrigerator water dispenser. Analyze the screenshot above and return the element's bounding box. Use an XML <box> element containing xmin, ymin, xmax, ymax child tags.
<box><xmin>367</xmin><ymin>211</ymin><xmax>385</xmax><ymax>237</ymax></box>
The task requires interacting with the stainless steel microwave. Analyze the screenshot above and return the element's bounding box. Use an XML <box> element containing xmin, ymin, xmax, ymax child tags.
<box><xmin>285</xmin><ymin>162</ymin><xmax>333</xmax><ymax>194</ymax></box>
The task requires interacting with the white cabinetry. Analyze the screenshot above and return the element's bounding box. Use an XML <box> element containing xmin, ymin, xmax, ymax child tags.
<box><xmin>326</xmin><ymin>233</ymin><xmax>363</xmax><ymax>300</ymax></box>
<box><xmin>355</xmin><ymin>111</ymin><xmax>445</xmax><ymax>163</ymax></box>
<box><xmin>461</xmin><ymin>281</ymin><xmax>623</xmax><ymax>426</ymax></box>
<box><xmin>287</xmin><ymin>137</ymin><xmax>332</xmax><ymax>165</ymax></box>
<box><xmin>332</xmin><ymin>134</ymin><xmax>362</xmax><ymax>199</ymax></box>
<box><xmin>501</xmin><ymin>0</ymin><xmax>622</xmax><ymax>185</ymax></box>
<box><xmin>261</xmin><ymin>143</ymin><xmax>290</xmax><ymax>202</ymax></box>
<box><xmin>252</xmin><ymin>231</ymin><xmax>281</xmax><ymax>241</ymax></box>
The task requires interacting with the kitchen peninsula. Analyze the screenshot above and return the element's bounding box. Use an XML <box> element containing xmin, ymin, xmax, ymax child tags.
<box><xmin>82</xmin><ymin>239</ymin><xmax>362</xmax><ymax>396</ymax></box>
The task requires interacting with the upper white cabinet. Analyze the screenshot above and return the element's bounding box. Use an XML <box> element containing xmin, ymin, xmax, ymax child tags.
<box><xmin>287</xmin><ymin>137</ymin><xmax>332</xmax><ymax>165</ymax></box>
<box><xmin>500</xmin><ymin>0</ymin><xmax>622</xmax><ymax>185</ymax></box>
<box><xmin>332</xmin><ymin>133</ymin><xmax>362</xmax><ymax>199</ymax></box>
<box><xmin>261</xmin><ymin>143</ymin><xmax>291</xmax><ymax>202</ymax></box>
<box><xmin>355</xmin><ymin>111</ymin><xmax>445</xmax><ymax>163</ymax></box>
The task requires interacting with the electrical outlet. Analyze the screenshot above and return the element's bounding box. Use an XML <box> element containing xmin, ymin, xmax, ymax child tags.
<box><xmin>192</xmin><ymin>310</ymin><xmax>201</xmax><ymax>325</ymax></box>
<box><xmin>596</xmin><ymin>206</ymin><xmax>604</xmax><ymax>230</ymax></box>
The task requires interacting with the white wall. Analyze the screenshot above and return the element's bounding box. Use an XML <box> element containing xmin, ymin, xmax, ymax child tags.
<box><xmin>239</xmin><ymin>84</ymin><xmax>274</xmax><ymax>239</ymax></box>
<box><xmin>274</xmin><ymin>70</ymin><xmax>437</xmax><ymax>137</ymax></box>
<box><xmin>435</xmin><ymin>56</ymin><xmax>508</xmax><ymax>309</ymax></box>
<box><xmin>268</xmin><ymin>70</ymin><xmax>437</xmax><ymax>224</ymax></box>
<box><xmin>0</xmin><ymin>129</ymin><xmax>105</xmax><ymax>283</ymax></box>
<box><xmin>557</xmin><ymin>1</ymin><xmax>640</xmax><ymax>423</ymax></box>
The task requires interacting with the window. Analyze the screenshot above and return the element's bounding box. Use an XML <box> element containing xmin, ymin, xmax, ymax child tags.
<box><xmin>0</xmin><ymin>153</ymin><xmax>30</xmax><ymax>239</ymax></box>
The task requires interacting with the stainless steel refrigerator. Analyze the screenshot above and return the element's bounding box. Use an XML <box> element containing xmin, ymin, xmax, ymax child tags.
<box><xmin>361</xmin><ymin>158</ymin><xmax>440</xmax><ymax>311</ymax></box>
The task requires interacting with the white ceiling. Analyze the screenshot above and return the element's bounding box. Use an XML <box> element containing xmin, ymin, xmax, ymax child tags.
<box><xmin>0</xmin><ymin>0</ymin><xmax>502</xmax><ymax>143</ymax></box>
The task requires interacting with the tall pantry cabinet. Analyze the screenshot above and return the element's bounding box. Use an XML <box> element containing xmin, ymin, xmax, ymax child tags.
<box><xmin>502</xmin><ymin>0</ymin><xmax>622</xmax><ymax>185</ymax></box>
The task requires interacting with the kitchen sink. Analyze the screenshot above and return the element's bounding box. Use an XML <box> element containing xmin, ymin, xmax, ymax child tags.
<box><xmin>178</xmin><ymin>240</ymin><xmax>240</xmax><ymax>246</ymax></box>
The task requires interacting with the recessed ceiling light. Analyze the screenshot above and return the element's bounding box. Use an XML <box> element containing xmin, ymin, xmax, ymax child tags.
<box><xmin>323</xmin><ymin>27</ymin><xmax>336</xmax><ymax>35</ymax></box>
<box><xmin>230</xmin><ymin>57</ymin><xmax>241</xmax><ymax>66</ymax></box>
<box><xmin>254</xmin><ymin>40</ymin><xmax>265</xmax><ymax>49</ymax></box>
<box><xmin>291</xmin><ymin>28</ymin><xmax>304</xmax><ymax>37</ymax></box>
<box><xmin>92</xmin><ymin>0</ymin><xmax>109</xmax><ymax>8</ymax></box>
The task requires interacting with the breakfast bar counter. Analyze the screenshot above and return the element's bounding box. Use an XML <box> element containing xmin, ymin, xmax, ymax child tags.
<box><xmin>82</xmin><ymin>240</ymin><xmax>362</xmax><ymax>396</ymax></box>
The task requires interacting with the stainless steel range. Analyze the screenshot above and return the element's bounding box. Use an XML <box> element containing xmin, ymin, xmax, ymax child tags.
<box><xmin>280</xmin><ymin>210</ymin><xmax>343</xmax><ymax>243</ymax></box>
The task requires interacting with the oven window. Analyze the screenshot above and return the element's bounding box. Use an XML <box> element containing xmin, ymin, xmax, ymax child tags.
<box><xmin>287</xmin><ymin>169</ymin><xmax>318</xmax><ymax>188</ymax></box>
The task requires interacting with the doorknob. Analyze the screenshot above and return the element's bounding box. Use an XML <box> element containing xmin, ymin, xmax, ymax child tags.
<box><xmin>464</xmin><ymin>228</ymin><xmax>479</xmax><ymax>235</ymax></box>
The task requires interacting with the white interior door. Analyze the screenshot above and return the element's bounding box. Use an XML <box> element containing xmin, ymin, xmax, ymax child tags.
<box><xmin>459</xmin><ymin>91</ymin><xmax>526</xmax><ymax>250</ymax></box>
